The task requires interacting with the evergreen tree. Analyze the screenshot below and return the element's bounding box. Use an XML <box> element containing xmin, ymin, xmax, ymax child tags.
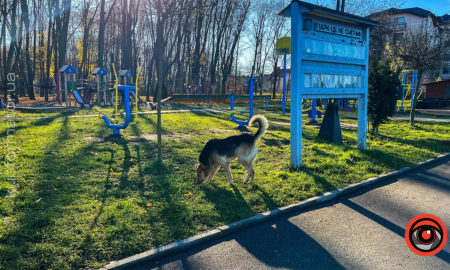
<box><xmin>368</xmin><ymin>60</ymin><xmax>400</xmax><ymax>134</ymax></box>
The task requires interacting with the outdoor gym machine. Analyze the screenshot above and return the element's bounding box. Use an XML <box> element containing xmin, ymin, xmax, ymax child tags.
<box><xmin>230</xmin><ymin>78</ymin><xmax>257</xmax><ymax>127</ymax></box>
<box><xmin>400</xmin><ymin>68</ymin><xmax>418</xmax><ymax>111</ymax></box>
<box><xmin>97</xmin><ymin>55</ymin><xmax>141</xmax><ymax>135</ymax></box>
<box><xmin>275</xmin><ymin>37</ymin><xmax>291</xmax><ymax>116</ymax></box>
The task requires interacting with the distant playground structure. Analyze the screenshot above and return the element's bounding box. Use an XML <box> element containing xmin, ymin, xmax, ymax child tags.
<box><xmin>54</xmin><ymin>63</ymin><xmax>152</xmax><ymax>110</ymax></box>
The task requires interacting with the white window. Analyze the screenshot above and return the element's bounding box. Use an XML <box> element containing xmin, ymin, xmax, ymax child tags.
<box><xmin>395</xmin><ymin>17</ymin><xmax>406</xmax><ymax>28</ymax></box>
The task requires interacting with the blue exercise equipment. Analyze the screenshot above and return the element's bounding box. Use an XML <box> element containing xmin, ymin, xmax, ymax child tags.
<box><xmin>282</xmin><ymin>50</ymin><xmax>287</xmax><ymax>115</ymax></box>
<box><xmin>307</xmin><ymin>99</ymin><xmax>322</xmax><ymax>122</ymax></box>
<box><xmin>275</xmin><ymin>37</ymin><xmax>291</xmax><ymax>116</ymax></box>
<box><xmin>230</xmin><ymin>78</ymin><xmax>257</xmax><ymax>127</ymax></box>
<box><xmin>97</xmin><ymin>58</ymin><xmax>142</xmax><ymax>136</ymax></box>
<box><xmin>410</xmin><ymin>70</ymin><xmax>417</xmax><ymax>109</ymax></box>
<box><xmin>101</xmin><ymin>85</ymin><xmax>134</xmax><ymax>135</ymax></box>
<box><xmin>399</xmin><ymin>68</ymin><xmax>418</xmax><ymax>111</ymax></box>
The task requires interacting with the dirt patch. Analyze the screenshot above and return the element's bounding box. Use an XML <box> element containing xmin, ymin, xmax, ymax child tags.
<box><xmin>271</xmin><ymin>121</ymin><xmax>290</xmax><ymax>126</ymax></box>
<box><xmin>417</xmin><ymin>108</ymin><xmax>450</xmax><ymax>116</ymax></box>
<box><xmin>83</xmin><ymin>137</ymin><xmax>104</xmax><ymax>142</ymax></box>
<box><xmin>128</xmin><ymin>133</ymin><xmax>191</xmax><ymax>141</ymax></box>
<box><xmin>272</xmin><ymin>120</ymin><xmax>356</xmax><ymax>129</ymax></box>
<box><xmin>208</xmin><ymin>127</ymin><xmax>241</xmax><ymax>135</ymax></box>
<box><xmin>340</xmin><ymin>122</ymin><xmax>357</xmax><ymax>129</ymax></box>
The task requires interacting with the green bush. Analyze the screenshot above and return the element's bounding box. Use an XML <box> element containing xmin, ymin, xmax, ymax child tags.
<box><xmin>368</xmin><ymin>60</ymin><xmax>401</xmax><ymax>134</ymax></box>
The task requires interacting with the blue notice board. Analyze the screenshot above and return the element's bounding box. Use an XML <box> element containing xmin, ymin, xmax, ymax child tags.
<box><xmin>279</xmin><ymin>1</ymin><xmax>377</xmax><ymax>167</ymax></box>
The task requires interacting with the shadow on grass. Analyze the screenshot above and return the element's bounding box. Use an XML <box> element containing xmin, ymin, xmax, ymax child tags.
<box><xmin>4</xmin><ymin>116</ymin><xmax>90</xmax><ymax>268</ymax></box>
<box><xmin>361</xmin><ymin>148</ymin><xmax>414</xmax><ymax>171</ymax></box>
<box><xmin>139</xmin><ymin>113</ymin><xmax>170</xmax><ymax>134</ymax></box>
<box><xmin>188</xmin><ymin>109</ymin><xmax>228</xmax><ymax>121</ymax></box>
<box><xmin>299</xmin><ymin>167</ymin><xmax>338</xmax><ymax>192</ymax></box>
<box><xmin>0</xmin><ymin>111</ymin><xmax>76</xmax><ymax>138</ymax></box>
<box><xmin>377</xmin><ymin>134</ymin><xmax>450</xmax><ymax>154</ymax></box>
<box><xmin>128</xmin><ymin>139</ymin><xmax>196</xmax><ymax>246</ymax></box>
<box><xmin>200</xmin><ymin>184</ymin><xmax>254</xmax><ymax>224</ymax></box>
<box><xmin>247</xmin><ymin>184</ymin><xmax>279</xmax><ymax>210</ymax></box>
<box><xmin>103</xmin><ymin>135</ymin><xmax>132</xmax><ymax>188</ymax></box>
<box><xmin>2</xmin><ymin>114</ymin><xmax>140</xmax><ymax>268</ymax></box>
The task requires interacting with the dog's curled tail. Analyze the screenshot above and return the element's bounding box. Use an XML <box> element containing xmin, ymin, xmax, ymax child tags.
<box><xmin>249</xmin><ymin>115</ymin><xmax>268</xmax><ymax>142</ymax></box>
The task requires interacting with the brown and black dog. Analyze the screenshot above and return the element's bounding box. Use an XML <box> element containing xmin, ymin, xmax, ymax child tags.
<box><xmin>196</xmin><ymin>115</ymin><xmax>268</xmax><ymax>184</ymax></box>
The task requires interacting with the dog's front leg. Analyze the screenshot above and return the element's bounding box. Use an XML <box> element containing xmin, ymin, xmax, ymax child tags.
<box><xmin>223</xmin><ymin>164</ymin><xmax>233</xmax><ymax>184</ymax></box>
<box><xmin>206</xmin><ymin>165</ymin><xmax>220</xmax><ymax>182</ymax></box>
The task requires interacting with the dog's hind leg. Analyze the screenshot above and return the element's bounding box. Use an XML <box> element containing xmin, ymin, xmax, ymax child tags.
<box><xmin>242</xmin><ymin>160</ymin><xmax>256</xmax><ymax>184</ymax></box>
<box><xmin>240</xmin><ymin>161</ymin><xmax>252</xmax><ymax>184</ymax></box>
<box><xmin>223</xmin><ymin>163</ymin><xmax>233</xmax><ymax>184</ymax></box>
<box><xmin>248</xmin><ymin>159</ymin><xmax>256</xmax><ymax>183</ymax></box>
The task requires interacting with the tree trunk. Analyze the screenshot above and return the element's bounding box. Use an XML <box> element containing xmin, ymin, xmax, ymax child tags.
<box><xmin>146</xmin><ymin>56</ymin><xmax>154</xmax><ymax>101</ymax></box>
<box><xmin>80</xmin><ymin>21</ymin><xmax>90</xmax><ymax>78</ymax></box>
<box><xmin>45</xmin><ymin>8</ymin><xmax>53</xmax><ymax>102</ymax></box>
<box><xmin>272</xmin><ymin>61</ymin><xmax>278</xmax><ymax>99</ymax></box>
<box><xmin>1</xmin><ymin>0</ymin><xmax>8</xmax><ymax>101</ymax></box>
<box><xmin>5</xmin><ymin>0</ymin><xmax>18</xmax><ymax>101</ymax></box>
<box><xmin>155</xmin><ymin>15</ymin><xmax>164</xmax><ymax>174</ymax></box>
<box><xmin>97</xmin><ymin>0</ymin><xmax>106</xmax><ymax>67</ymax></box>
<box><xmin>21</xmin><ymin>0</ymin><xmax>35</xmax><ymax>99</ymax></box>
<box><xmin>32</xmin><ymin>1</ymin><xmax>38</xmax><ymax>97</ymax></box>
<box><xmin>191</xmin><ymin>0</ymin><xmax>203</xmax><ymax>85</ymax></box>
<box><xmin>58</xmin><ymin>0</ymin><xmax>71</xmax><ymax>73</ymax></box>
<box><xmin>121</xmin><ymin>0</ymin><xmax>133</xmax><ymax>69</ymax></box>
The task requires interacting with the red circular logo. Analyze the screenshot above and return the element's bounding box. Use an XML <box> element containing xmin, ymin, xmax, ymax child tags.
<box><xmin>405</xmin><ymin>214</ymin><xmax>447</xmax><ymax>256</ymax></box>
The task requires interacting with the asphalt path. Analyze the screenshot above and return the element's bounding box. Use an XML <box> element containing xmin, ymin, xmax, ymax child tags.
<box><xmin>131</xmin><ymin>158</ymin><xmax>450</xmax><ymax>270</ymax></box>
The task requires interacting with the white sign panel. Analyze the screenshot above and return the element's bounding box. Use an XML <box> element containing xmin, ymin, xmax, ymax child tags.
<box><xmin>313</xmin><ymin>21</ymin><xmax>363</xmax><ymax>39</ymax></box>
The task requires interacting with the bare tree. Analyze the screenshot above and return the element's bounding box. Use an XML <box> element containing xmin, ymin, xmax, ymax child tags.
<box><xmin>389</xmin><ymin>17</ymin><xmax>449</xmax><ymax>126</ymax></box>
<box><xmin>79</xmin><ymin>0</ymin><xmax>99</xmax><ymax>78</ymax></box>
<box><xmin>97</xmin><ymin>0</ymin><xmax>117</xmax><ymax>67</ymax></box>
<box><xmin>219</xmin><ymin>0</ymin><xmax>250</xmax><ymax>94</ymax></box>
<box><xmin>250</xmin><ymin>0</ymin><xmax>287</xmax><ymax>94</ymax></box>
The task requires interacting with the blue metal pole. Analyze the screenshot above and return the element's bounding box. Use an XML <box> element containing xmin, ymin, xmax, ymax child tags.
<box><xmin>401</xmin><ymin>69</ymin><xmax>407</xmax><ymax>111</ymax></box>
<box><xmin>282</xmin><ymin>52</ymin><xmax>287</xmax><ymax>116</ymax></box>
<box><xmin>230</xmin><ymin>93</ymin><xmax>234</xmax><ymax>111</ymax></box>
<box><xmin>290</xmin><ymin>1</ymin><xmax>302</xmax><ymax>167</ymax></box>
<box><xmin>311</xmin><ymin>99</ymin><xmax>316</xmax><ymax>122</ymax></box>
<box><xmin>395</xmin><ymin>87</ymin><xmax>398</xmax><ymax>112</ymax></box>
<box><xmin>249</xmin><ymin>79</ymin><xmax>254</xmax><ymax>122</ymax></box>
<box><xmin>410</xmin><ymin>71</ymin><xmax>416</xmax><ymax>109</ymax></box>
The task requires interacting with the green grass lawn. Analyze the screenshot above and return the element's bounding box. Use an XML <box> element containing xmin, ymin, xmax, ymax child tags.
<box><xmin>1</xmin><ymin>104</ymin><xmax>449</xmax><ymax>269</ymax></box>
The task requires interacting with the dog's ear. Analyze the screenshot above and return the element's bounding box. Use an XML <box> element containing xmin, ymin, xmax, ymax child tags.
<box><xmin>198</xmin><ymin>163</ymin><xmax>206</xmax><ymax>170</ymax></box>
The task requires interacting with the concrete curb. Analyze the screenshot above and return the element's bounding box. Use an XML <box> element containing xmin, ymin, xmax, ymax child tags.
<box><xmin>101</xmin><ymin>152</ymin><xmax>450</xmax><ymax>270</ymax></box>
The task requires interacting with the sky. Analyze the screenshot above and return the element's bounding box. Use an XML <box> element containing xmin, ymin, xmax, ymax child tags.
<box><xmin>401</xmin><ymin>0</ymin><xmax>450</xmax><ymax>16</ymax></box>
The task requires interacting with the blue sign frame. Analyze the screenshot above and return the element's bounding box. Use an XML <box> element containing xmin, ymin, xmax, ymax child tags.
<box><xmin>279</xmin><ymin>1</ymin><xmax>377</xmax><ymax>168</ymax></box>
